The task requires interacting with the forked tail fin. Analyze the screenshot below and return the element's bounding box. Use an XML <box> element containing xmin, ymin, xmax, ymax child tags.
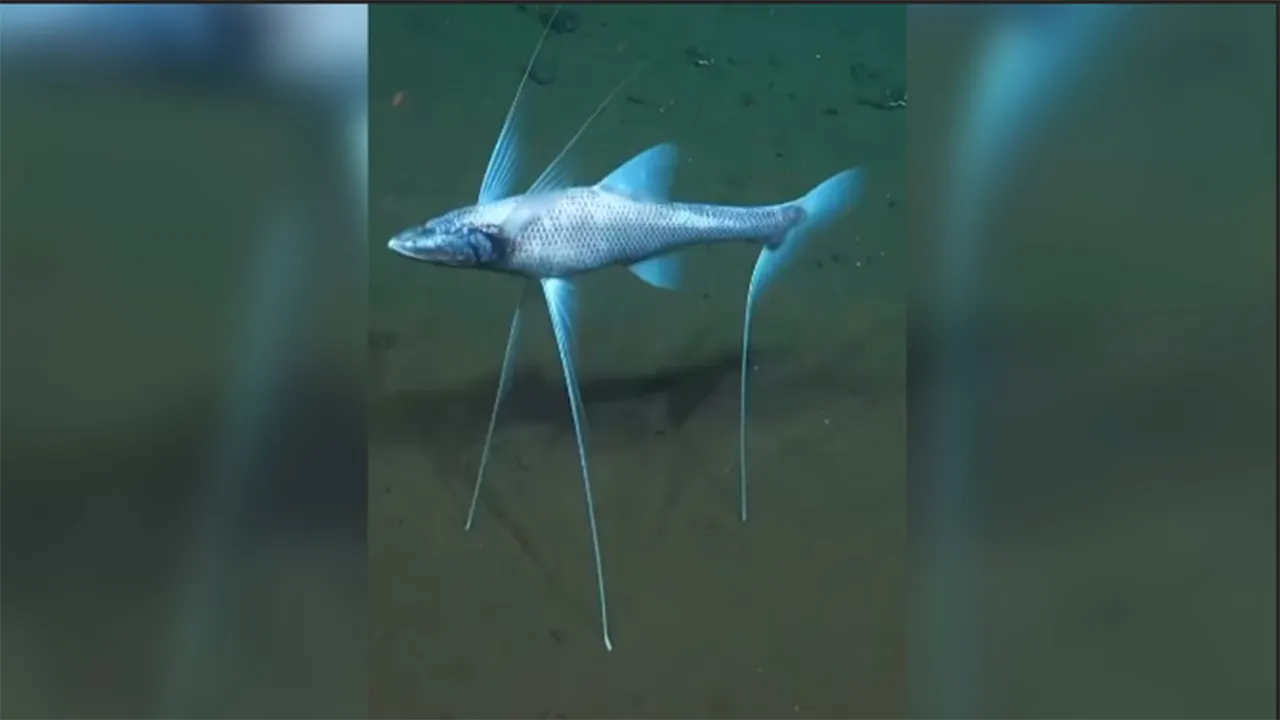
<box><xmin>759</xmin><ymin>169</ymin><xmax>865</xmax><ymax>292</ymax></box>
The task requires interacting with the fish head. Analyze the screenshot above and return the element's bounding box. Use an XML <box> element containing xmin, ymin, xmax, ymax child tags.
<box><xmin>387</xmin><ymin>206</ymin><xmax>505</xmax><ymax>268</ymax></box>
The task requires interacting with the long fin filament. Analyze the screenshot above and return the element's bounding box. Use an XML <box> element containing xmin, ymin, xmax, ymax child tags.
<box><xmin>739</xmin><ymin>168</ymin><xmax>865</xmax><ymax>522</ymax></box>
<box><xmin>465</xmin><ymin>284</ymin><xmax>532</xmax><ymax>531</ymax></box>
<box><xmin>477</xmin><ymin>6</ymin><xmax>561</xmax><ymax>203</ymax></box>
<box><xmin>526</xmin><ymin>60</ymin><xmax>650</xmax><ymax>195</ymax></box>
<box><xmin>542</xmin><ymin>277</ymin><xmax>613</xmax><ymax>652</ymax></box>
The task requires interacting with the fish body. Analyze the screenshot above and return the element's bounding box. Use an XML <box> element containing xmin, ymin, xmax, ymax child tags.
<box><xmin>391</xmin><ymin>186</ymin><xmax>801</xmax><ymax>279</ymax></box>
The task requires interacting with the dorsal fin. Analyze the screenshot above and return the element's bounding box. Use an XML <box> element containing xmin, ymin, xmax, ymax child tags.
<box><xmin>597</xmin><ymin>143</ymin><xmax>679</xmax><ymax>202</ymax></box>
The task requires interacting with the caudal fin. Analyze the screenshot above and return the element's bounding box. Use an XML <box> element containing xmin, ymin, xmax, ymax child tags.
<box><xmin>757</xmin><ymin>169</ymin><xmax>865</xmax><ymax>295</ymax></box>
<box><xmin>737</xmin><ymin>168</ymin><xmax>864</xmax><ymax>522</ymax></box>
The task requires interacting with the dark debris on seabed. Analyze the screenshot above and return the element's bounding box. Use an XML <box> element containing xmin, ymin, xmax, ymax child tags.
<box><xmin>675</xmin><ymin>33</ymin><xmax>905</xmax><ymax>118</ymax></box>
<box><xmin>684</xmin><ymin>45</ymin><xmax>716</xmax><ymax>68</ymax></box>
<box><xmin>851</xmin><ymin>61</ymin><xmax>906</xmax><ymax>111</ymax></box>
<box><xmin>516</xmin><ymin>4</ymin><xmax>582</xmax><ymax>35</ymax></box>
<box><xmin>511</xmin><ymin>6</ymin><xmax>907</xmax><ymax>118</ymax></box>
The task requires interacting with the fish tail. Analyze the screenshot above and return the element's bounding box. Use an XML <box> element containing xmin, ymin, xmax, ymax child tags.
<box><xmin>751</xmin><ymin>167</ymin><xmax>865</xmax><ymax>305</ymax></box>
<box><xmin>737</xmin><ymin>167</ymin><xmax>864</xmax><ymax>522</ymax></box>
<box><xmin>777</xmin><ymin>169</ymin><xmax>864</xmax><ymax>257</ymax></box>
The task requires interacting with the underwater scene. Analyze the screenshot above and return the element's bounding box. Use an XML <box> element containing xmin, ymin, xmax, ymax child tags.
<box><xmin>368</xmin><ymin>4</ymin><xmax>905</xmax><ymax>717</ymax></box>
<box><xmin>0</xmin><ymin>4</ymin><xmax>1271</xmax><ymax>718</ymax></box>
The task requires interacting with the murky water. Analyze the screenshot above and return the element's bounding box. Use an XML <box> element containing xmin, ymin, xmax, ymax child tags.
<box><xmin>367</xmin><ymin>4</ymin><xmax>906</xmax><ymax>717</ymax></box>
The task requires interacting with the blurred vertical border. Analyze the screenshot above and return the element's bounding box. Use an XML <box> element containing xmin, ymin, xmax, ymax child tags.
<box><xmin>1</xmin><ymin>5</ymin><xmax>368</xmax><ymax>717</ymax></box>
<box><xmin>908</xmin><ymin>5</ymin><xmax>1275</xmax><ymax>717</ymax></box>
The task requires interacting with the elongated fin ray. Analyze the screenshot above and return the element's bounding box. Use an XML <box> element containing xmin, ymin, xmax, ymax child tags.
<box><xmin>525</xmin><ymin>61</ymin><xmax>649</xmax><ymax>196</ymax></box>
<box><xmin>541</xmin><ymin>277</ymin><xmax>612</xmax><ymax>652</ymax></box>
<box><xmin>739</xmin><ymin>287</ymin><xmax>758</xmax><ymax>522</ymax></box>
<box><xmin>740</xmin><ymin>168</ymin><xmax>864</xmax><ymax>522</ymax></box>
<box><xmin>477</xmin><ymin>7</ymin><xmax>561</xmax><ymax>204</ymax></box>
<box><xmin>465</xmin><ymin>282</ymin><xmax>534</xmax><ymax>531</ymax></box>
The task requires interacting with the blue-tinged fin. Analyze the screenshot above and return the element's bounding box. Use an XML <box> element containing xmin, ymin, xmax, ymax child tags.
<box><xmin>755</xmin><ymin>168</ymin><xmax>865</xmax><ymax>294</ymax></box>
<box><xmin>597</xmin><ymin>142</ymin><xmax>683</xmax><ymax>290</ymax></box>
<box><xmin>476</xmin><ymin>8</ymin><xmax>561</xmax><ymax>204</ymax></box>
<box><xmin>628</xmin><ymin>254</ymin><xmax>683</xmax><ymax>290</ymax></box>
<box><xmin>465</xmin><ymin>282</ymin><xmax>534</xmax><ymax>532</ymax></box>
<box><xmin>540</xmin><ymin>277</ymin><xmax>613</xmax><ymax>652</ymax></box>
<box><xmin>597</xmin><ymin>142</ymin><xmax>679</xmax><ymax>201</ymax></box>
<box><xmin>499</xmin><ymin>61</ymin><xmax>654</xmax><ymax>250</ymax></box>
<box><xmin>738</xmin><ymin>167</ymin><xmax>864</xmax><ymax>522</ymax></box>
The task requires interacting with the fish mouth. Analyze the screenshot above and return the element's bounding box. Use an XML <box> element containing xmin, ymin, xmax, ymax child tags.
<box><xmin>388</xmin><ymin>235</ymin><xmax>430</xmax><ymax>261</ymax></box>
<box><xmin>388</xmin><ymin>235</ymin><xmax>458</xmax><ymax>265</ymax></box>
<box><xmin>387</xmin><ymin>237</ymin><xmax>414</xmax><ymax>257</ymax></box>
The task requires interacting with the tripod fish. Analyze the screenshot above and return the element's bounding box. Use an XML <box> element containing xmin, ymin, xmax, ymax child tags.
<box><xmin>386</xmin><ymin>19</ymin><xmax>863</xmax><ymax>651</ymax></box>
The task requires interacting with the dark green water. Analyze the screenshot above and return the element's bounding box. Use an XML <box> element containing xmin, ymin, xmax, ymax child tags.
<box><xmin>367</xmin><ymin>4</ymin><xmax>906</xmax><ymax>717</ymax></box>
<box><xmin>0</xmin><ymin>4</ymin><xmax>1271</xmax><ymax>718</ymax></box>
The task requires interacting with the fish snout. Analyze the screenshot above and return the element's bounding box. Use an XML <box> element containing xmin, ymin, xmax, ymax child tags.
<box><xmin>386</xmin><ymin>223</ymin><xmax>494</xmax><ymax>268</ymax></box>
<box><xmin>387</xmin><ymin>231</ymin><xmax>417</xmax><ymax>258</ymax></box>
<box><xmin>388</xmin><ymin>226</ymin><xmax>442</xmax><ymax>261</ymax></box>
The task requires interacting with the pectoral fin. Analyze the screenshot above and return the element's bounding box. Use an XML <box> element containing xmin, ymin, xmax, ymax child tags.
<box><xmin>541</xmin><ymin>277</ymin><xmax>613</xmax><ymax>651</ymax></box>
<box><xmin>477</xmin><ymin>9</ymin><xmax>561</xmax><ymax>204</ymax></box>
<box><xmin>496</xmin><ymin>191</ymin><xmax>561</xmax><ymax>239</ymax></box>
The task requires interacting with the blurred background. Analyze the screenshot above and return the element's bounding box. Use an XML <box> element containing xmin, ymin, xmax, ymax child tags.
<box><xmin>2</xmin><ymin>5</ymin><xmax>367</xmax><ymax>717</ymax></box>
<box><xmin>0</xmin><ymin>3</ymin><xmax>1273</xmax><ymax>719</ymax></box>
<box><xmin>909</xmin><ymin>4</ymin><xmax>1275</xmax><ymax>718</ymax></box>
